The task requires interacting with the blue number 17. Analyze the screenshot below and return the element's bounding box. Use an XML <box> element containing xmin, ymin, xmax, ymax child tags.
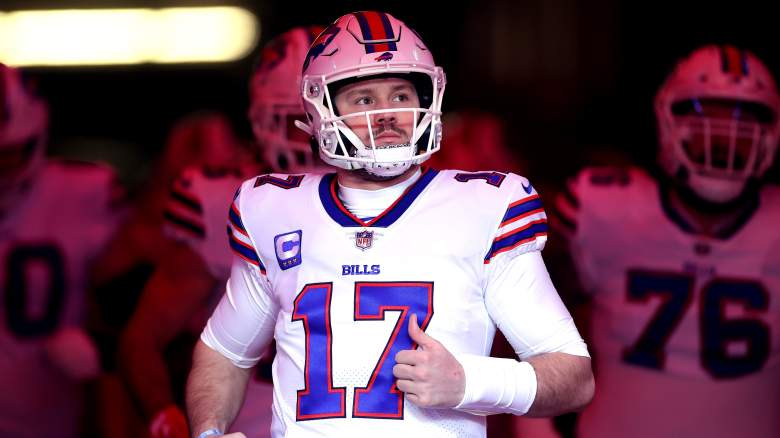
<box><xmin>292</xmin><ymin>281</ymin><xmax>434</xmax><ymax>420</ymax></box>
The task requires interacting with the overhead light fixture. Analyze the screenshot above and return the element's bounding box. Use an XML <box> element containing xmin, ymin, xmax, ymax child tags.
<box><xmin>0</xmin><ymin>7</ymin><xmax>260</xmax><ymax>66</ymax></box>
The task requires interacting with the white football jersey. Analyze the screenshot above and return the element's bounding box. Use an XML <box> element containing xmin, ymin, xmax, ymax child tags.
<box><xmin>0</xmin><ymin>160</ymin><xmax>122</xmax><ymax>438</ymax></box>
<box><xmin>163</xmin><ymin>164</ymin><xmax>274</xmax><ymax>437</ymax></box>
<box><xmin>210</xmin><ymin>168</ymin><xmax>571</xmax><ymax>438</ymax></box>
<box><xmin>555</xmin><ymin>166</ymin><xmax>780</xmax><ymax>438</ymax></box>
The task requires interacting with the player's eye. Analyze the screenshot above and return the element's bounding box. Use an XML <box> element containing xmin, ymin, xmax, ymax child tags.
<box><xmin>392</xmin><ymin>93</ymin><xmax>410</xmax><ymax>103</ymax></box>
<box><xmin>354</xmin><ymin>96</ymin><xmax>374</xmax><ymax>105</ymax></box>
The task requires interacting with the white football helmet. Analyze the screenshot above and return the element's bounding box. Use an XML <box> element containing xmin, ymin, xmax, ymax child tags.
<box><xmin>655</xmin><ymin>45</ymin><xmax>780</xmax><ymax>203</ymax></box>
<box><xmin>249</xmin><ymin>26</ymin><xmax>326</xmax><ymax>173</ymax></box>
<box><xmin>0</xmin><ymin>64</ymin><xmax>47</xmax><ymax>210</ymax></box>
<box><xmin>298</xmin><ymin>11</ymin><xmax>446</xmax><ymax>177</ymax></box>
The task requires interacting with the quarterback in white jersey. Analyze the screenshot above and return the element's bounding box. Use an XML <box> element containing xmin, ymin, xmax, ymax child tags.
<box><xmin>188</xmin><ymin>11</ymin><xmax>593</xmax><ymax>438</ymax></box>
<box><xmin>554</xmin><ymin>46</ymin><xmax>780</xmax><ymax>438</ymax></box>
<box><xmin>118</xmin><ymin>27</ymin><xmax>325</xmax><ymax>438</ymax></box>
<box><xmin>0</xmin><ymin>64</ymin><xmax>122</xmax><ymax>437</ymax></box>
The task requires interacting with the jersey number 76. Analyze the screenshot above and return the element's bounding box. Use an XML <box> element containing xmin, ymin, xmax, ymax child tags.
<box><xmin>623</xmin><ymin>270</ymin><xmax>769</xmax><ymax>379</ymax></box>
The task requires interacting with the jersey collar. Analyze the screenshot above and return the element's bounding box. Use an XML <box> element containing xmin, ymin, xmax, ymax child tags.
<box><xmin>659</xmin><ymin>184</ymin><xmax>760</xmax><ymax>240</ymax></box>
<box><xmin>318</xmin><ymin>167</ymin><xmax>439</xmax><ymax>228</ymax></box>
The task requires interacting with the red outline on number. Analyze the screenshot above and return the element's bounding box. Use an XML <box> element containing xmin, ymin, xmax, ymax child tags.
<box><xmin>292</xmin><ymin>283</ymin><xmax>346</xmax><ymax>421</ymax></box>
<box><xmin>454</xmin><ymin>171</ymin><xmax>506</xmax><ymax>187</ymax></box>
<box><xmin>254</xmin><ymin>174</ymin><xmax>305</xmax><ymax>189</ymax></box>
<box><xmin>352</xmin><ymin>281</ymin><xmax>434</xmax><ymax>419</ymax></box>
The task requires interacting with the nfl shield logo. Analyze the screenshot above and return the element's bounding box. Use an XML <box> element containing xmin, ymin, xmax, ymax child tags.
<box><xmin>355</xmin><ymin>230</ymin><xmax>374</xmax><ymax>251</ymax></box>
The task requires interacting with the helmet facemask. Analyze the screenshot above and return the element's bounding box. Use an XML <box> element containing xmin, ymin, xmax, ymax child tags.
<box><xmin>251</xmin><ymin>102</ymin><xmax>315</xmax><ymax>172</ymax></box>
<box><xmin>248</xmin><ymin>26</ymin><xmax>327</xmax><ymax>174</ymax></box>
<box><xmin>662</xmin><ymin>98</ymin><xmax>777</xmax><ymax>203</ymax></box>
<box><xmin>303</xmin><ymin>70</ymin><xmax>445</xmax><ymax>178</ymax></box>
<box><xmin>655</xmin><ymin>45</ymin><xmax>780</xmax><ymax>204</ymax></box>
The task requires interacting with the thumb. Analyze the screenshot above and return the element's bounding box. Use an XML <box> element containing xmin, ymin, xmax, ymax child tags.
<box><xmin>408</xmin><ymin>313</ymin><xmax>435</xmax><ymax>349</ymax></box>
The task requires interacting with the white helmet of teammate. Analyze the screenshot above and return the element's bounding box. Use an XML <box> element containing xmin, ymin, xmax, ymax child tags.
<box><xmin>249</xmin><ymin>26</ymin><xmax>327</xmax><ymax>173</ymax></box>
<box><xmin>0</xmin><ymin>64</ymin><xmax>47</xmax><ymax>210</ymax></box>
<box><xmin>297</xmin><ymin>11</ymin><xmax>446</xmax><ymax>178</ymax></box>
<box><xmin>655</xmin><ymin>45</ymin><xmax>780</xmax><ymax>203</ymax></box>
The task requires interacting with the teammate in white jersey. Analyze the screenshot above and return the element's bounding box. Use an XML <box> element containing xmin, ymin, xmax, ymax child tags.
<box><xmin>186</xmin><ymin>11</ymin><xmax>593</xmax><ymax>438</ymax></box>
<box><xmin>0</xmin><ymin>63</ymin><xmax>123</xmax><ymax>437</ymax></box>
<box><xmin>118</xmin><ymin>27</ymin><xmax>325</xmax><ymax>438</ymax></box>
<box><xmin>551</xmin><ymin>45</ymin><xmax>780</xmax><ymax>438</ymax></box>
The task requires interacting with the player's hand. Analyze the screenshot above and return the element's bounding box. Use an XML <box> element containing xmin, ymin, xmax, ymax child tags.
<box><xmin>43</xmin><ymin>327</ymin><xmax>101</xmax><ymax>380</ymax></box>
<box><xmin>220</xmin><ymin>434</ymin><xmax>246</xmax><ymax>438</ymax></box>
<box><xmin>149</xmin><ymin>405</ymin><xmax>189</xmax><ymax>438</ymax></box>
<box><xmin>393</xmin><ymin>314</ymin><xmax>466</xmax><ymax>408</ymax></box>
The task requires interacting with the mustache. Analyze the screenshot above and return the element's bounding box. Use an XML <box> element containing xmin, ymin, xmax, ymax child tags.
<box><xmin>372</xmin><ymin>125</ymin><xmax>408</xmax><ymax>138</ymax></box>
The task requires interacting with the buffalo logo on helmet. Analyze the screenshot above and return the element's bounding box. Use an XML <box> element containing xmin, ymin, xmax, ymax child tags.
<box><xmin>255</xmin><ymin>39</ymin><xmax>287</xmax><ymax>74</ymax></box>
<box><xmin>374</xmin><ymin>52</ymin><xmax>393</xmax><ymax>62</ymax></box>
<box><xmin>303</xmin><ymin>26</ymin><xmax>340</xmax><ymax>70</ymax></box>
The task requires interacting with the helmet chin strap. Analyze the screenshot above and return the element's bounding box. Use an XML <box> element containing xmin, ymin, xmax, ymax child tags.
<box><xmin>362</xmin><ymin>161</ymin><xmax>412</xmax><ymax>177</ymax></box>
<box><xmin>353</xmin><ymin>142</ymin><xmax>416</xmax><ymax>177</ymax></box>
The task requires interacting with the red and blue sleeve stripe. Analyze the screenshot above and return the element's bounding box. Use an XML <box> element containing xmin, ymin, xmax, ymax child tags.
<box><xmin>484</xmin><ymin>221</ymin><xmax>548</xmax><ymax>263</ymax></box>
<box><xmin>228</xmin><ymin>202</ymin><xmax>248</xmax><ymax>236</ymax></box>
<box><xmin>500</xmin><ymin>195</ymin><xmax>545</xmax><ymax>227</ymax></box>
<box><xmin>353</xmin><ymin>11</ymin><xmax>397</xmax><ymax>53</ymax></box>
<box><xmin>226</xmin><ymin>202</ymin><xmax>264</xmax><ymax>272</ymax></box>
<box><xmin>227</xmin><ymin>228</ymin><xmax>265</xmax><ymax>272</ymax></box>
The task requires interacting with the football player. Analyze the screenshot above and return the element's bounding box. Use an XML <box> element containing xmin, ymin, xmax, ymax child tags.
<box><xmin>186</xmin><ymin>12</ymin><xmax>593</xmax><ymax>438</ymax></box>
<box><xmin>553</xmin><ymin>45</ymin><xmax>780</xmax><ymax>438</ymax></box>
<box><xmin>0</xmin><ymin>63</ymin><xmax>123</xmax><ymax>437</ymax></box>
<box><xmin>117</xmin><ymin>26</ymin><xmax>325</xmax><ymax>438</ymax></box>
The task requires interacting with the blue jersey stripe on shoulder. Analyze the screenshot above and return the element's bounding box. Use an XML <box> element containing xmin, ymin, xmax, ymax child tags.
<box><xmin>485</xmin><ymin>222</ymin><xmax>548</xmax><ymax>261</ymax></box>
<box><xmin>502</xmin><ymin>196</ymin><xmax>544</xmax><ymax>223</ymax></box>
<box><xmin>229</xmin><ymin>202</ymin><xmax>247</xmax><ymax>233</ymax></box>
<box><xmin>228</xmin><ymin>232</ymin><xmax>264</xmax><ymax>270</ymax></box>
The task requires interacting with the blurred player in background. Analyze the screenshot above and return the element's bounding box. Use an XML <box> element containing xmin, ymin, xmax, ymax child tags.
<box><xmin>427</xmin><ymin>110</ymin><xmax>525</xmax><ymax>174</ymax></box>
<box><xmin>90</xmin><ymin>110</ymin><xmax>250</xmax><ymax>438</ymax></box>
<box><xmin>552</xmin><ymin>45</ymin><xmax>780</xmax><ymax>438</ymax></box>
<box><xmin>0</xmin><ymin>63</ymin><xmax>124</xmax><ymax>437</ymax></box>
<box><xmin>117</xmin><ymin>26</ymin><xmax>325</xmax><ymax>438</ymax></box>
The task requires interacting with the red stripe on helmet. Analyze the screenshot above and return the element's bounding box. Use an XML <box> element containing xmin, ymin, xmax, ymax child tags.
<box><xmin>723</xmin><ymin>46</ymin><xmax>745</xmax><ymax>76</ymax></box>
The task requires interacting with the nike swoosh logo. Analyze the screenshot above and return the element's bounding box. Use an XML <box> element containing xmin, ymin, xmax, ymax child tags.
<box><xmin>522</xmin><ymin>182</ymin><xmax>533</xmax><ymax>194</ymax></box>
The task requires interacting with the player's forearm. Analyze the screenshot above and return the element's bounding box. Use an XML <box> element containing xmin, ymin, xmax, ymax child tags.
<box><xmin>186</xmin><ymin>340</ymin><xmax>251</xmax><ymax>436</ymax></box>
<box><xmin>454</xmin><ymin>352</ymin><xmax>592</xmax><ymax>417</ymax></box>
<box><xmin>524</xmin><ymin>352</ymin><xmax>593</xmax><ymax>417</ymax></box>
